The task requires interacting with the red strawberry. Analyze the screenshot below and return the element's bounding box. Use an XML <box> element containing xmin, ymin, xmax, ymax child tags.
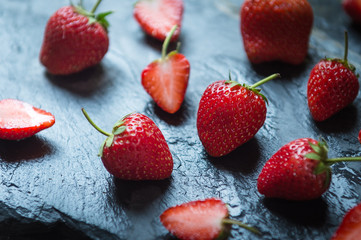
<box><xmin>82</xmin><ymin>109</ymin><xmax>173</xmax><ymax>180</ymax></box>
<box><xmin>240</xmin><ymin>0</ymin><xmax>313</xmax><ymax>64</ymax></box>
<box><xmin>40</xmin><ymin>0</ymin><xmax>112</xmax><ymax>75</ymax></box>
<box><xmin>197</xmin><ymin>73</ymin><xmax>280</xmax><ymax>157</ymax></box>
<box><xmin>331</xmin><ymin>203</ymin><xmax>361</xmax><ymax>240</ymax></box>
<box><xmin>359</xmin><ymin>130</ymin><xmax>361</xmax><ymax>144</ymax></box>
<box><xmin>160</xmin><ymin>198</ymin><xmax>260</xmax><ymax>240</ymax></box>
<box><xmin>307</xmin><ymin>32</ymin><xmax>359</xmax><ymax>121</ymax></box>
<box><xmin>141</xmin><ymin>25</ymin><xmax>190</xmax><ymax>114</ymax></box>
<box><xmin>343</xmin><ymin>0</ymin><xmax>361</xmax><ymax>25</ymax></box>
<box><xmin>257</xmin><ymin>138</ymin><xmax>361</xmax><ymax>201</ymax></box>
<box><xmin>0</xmin><ymin>99</ymin><xmax>55</xmax><ymax>140</ymax></box>
<box><xmin>134</xmin><ymin>0</ymin><xmax>183</xmax><ymax>41</ymax></box>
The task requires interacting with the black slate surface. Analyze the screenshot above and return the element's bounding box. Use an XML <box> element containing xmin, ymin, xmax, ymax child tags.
<box><xmin>1</xmin><ymin>0</ymin><xmax>361</xmax><ymax>239</ymax></box>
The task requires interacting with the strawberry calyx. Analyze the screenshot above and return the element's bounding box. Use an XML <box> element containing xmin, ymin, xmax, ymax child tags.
<box><xmin>324</xmin><ymin>32</ymin><xmax>358</xmax><ymax>76</ymax></box>
<box><xmin>82</xmin><ymin>108</ymin><xmax>130</xmax><ymax>157</ymax></box>
<box><xmin>305</xmin><ymin>138</ymin><xmax>361</xmax><ymax>188</ymax></box>
<box><xmin>73</xmin><ymin>0</ymin><xmax>113</xmax><ymax>32</ymax></box>
<box><xmin>225</xmin><ymin>73</ymin><xmax>280</xmax><ymax>105</ymax></box>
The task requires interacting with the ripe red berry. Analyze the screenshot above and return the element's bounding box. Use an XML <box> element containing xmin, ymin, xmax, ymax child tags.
<box><xmin>134</xmin><ymin>0</ymin><xmax>183</xmax><ymax>41</ymax></box>
<box><xmin>141</xmin><ymin>25</ymin><xmax>190</xmax><ymax>114</ymax></box>
<box><xmin>240</xmin><ymin>0</ymin><xmax>313</xmax><ymax>64</ymax></box>
<box><xmin>342</xmin><ymin>0</ymin><xmax>361</xmax><ymax>25</ymax></box>
<box><xmin>0</xmin><ymin>99</ymin><xmax>55</xmax><ymax>140</ymax></box>
<box><xmin>307</xmin><ymin>32</ymin><xmax>359</xmax><ymax>121</ymax></box>
<box><xmin>82</xmin><ymin>109</ymin><xmax>173</xmax><ymax>180</ymax></box>
<box><xmin>40</xmin><ymin>0</ymin><xmax>112</xmax><ymax>75</ymax></box>
<box><xmin>197</xmin><ymin>73</ymin><xmax>280</xmax><ymax>157</ymax></box>
<box><xmin>160</xmin><ymin>198</ymin><xmax>260</xmax><ymax>240</ymax></box>
<box><xmin>331</xmin><ymin>202</ymin><xmax>361</xmax><ymax>240</ymax></box>
<box><xmin>258</xmin><ymin>138</ymin><xmax>361</xmax><ymax>200</ymax></box>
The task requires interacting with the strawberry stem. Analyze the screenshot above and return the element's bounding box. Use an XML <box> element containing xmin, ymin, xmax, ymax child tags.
<box><xmin>91</xmin><ymin>0</ymin><xmax>103</xmax><ymax>13</ymax></box>
<box><xmin>82</xmin><ymin>108</ymin><xmax>111</xmax><ymax>136</ymax></box>
<box><xmin>250</xmin><ymin>73</ymin><xmax>280</xmax><ymax>88</ymax></box>
<box><xmin>222</xmin><ymin>218</ymin><xmax>261</xmax><ymax>235</ymax></box>
<box><xmin>162</xmin><ymin>25</ymin><xmax>178</xmax><ymax>60</ymax></box>
<box><xmin>344</xmin><ymin>31</ymin><xmax>348</xmax><ymax>62</ymax></box>
<box><xmin>325</xmin><ymin>156</ymin><xmax>361</xmax><ymax>164</ymax></box>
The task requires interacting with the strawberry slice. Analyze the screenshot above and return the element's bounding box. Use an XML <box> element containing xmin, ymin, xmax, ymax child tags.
<box><xmin>332</xmin><ymin>203</ymin><xmax>361</xmax><ymax>240</ymax></box>
<box><xmin>0</xmin><ymin>99</ymin><xmax>55</xmax><ymax>140</ymax></box>
<box><xmin>160</xmin><ymin>198</ymin><xmax>260</xmax><ymax>240</ymax></box>
<box><xmin>141</xmin><ymin>25</ymin><xmax>190</xmax><ymax>114</ymax></box>
<box><xmin>134</xmin><ymin>0</ymin><xmax>183</xmax><ymax>41</ymax></box>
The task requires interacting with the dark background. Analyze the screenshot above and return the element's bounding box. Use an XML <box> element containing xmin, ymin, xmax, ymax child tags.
<box><xmin>1</xmin><ymin>0</ymin><xmax>361</xmax><ymax>239</ymax></box>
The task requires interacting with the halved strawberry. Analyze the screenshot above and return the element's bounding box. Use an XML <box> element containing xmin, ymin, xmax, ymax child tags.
<box><xmin>332</xmin><ymin>203</ymin><xmax>361</xmax><ymax>240</ymax></box>
<box><xmin>134</xmin><ymin>0</ymin><xmax>183</xmax><ymax>41</ymax></box>
<box><xmin>160</xmin><ymin>198</ymin><xmax>260</xmax><ymax>240</ymax></box>
<box><xmin>0</xmin><ymin>99</ymin><xmax>55</xmax><ymax>140</ymax></box>
<box><xmin>141</xmin><ymin>25</ymin><xmax>190</xmax><ymax>114</ymax></box>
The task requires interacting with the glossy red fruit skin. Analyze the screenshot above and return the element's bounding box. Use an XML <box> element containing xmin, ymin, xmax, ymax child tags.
<box><xmin>133</xmin><ymin>0</ymin><xmax>183</xmax><ymax>41</ymax></box>
<box><xmin>240</xmin><ymin>0</ymin><xmax>313</xmax><ymax>64</ymax></box>
<box><xmin>358</xmin><ymin>130</ymin><xmax>361</xmax><ymax>144</ymax></box>
<box><xmin>257</xmin><ymin>138</ymin><xmax>330</xmax><ymax>201</ymax></box>
<box><xmin>331</xmin><ymin>203</ymin><xmax>361</xmax><ymax>240</ymax></box>
<box><xmin>40</xmin><ymin>6</ymin><xmax>109</xmax><ymax>75</ymax></box>
<box><xmin>307</xmin><ymin>60</ymin><xmax>359</xmax><ymax>121</ymax></box>
<box><xmin>197</xmin><ymin>80</ymin><xmax>266</xmax><ymax>157</ymax></box>
<box><xmin>343</xmin><ymin>0</ymin><xmax>361</xmax><ymax>24</ymax></box>
<box><xmin>0</xmin><ymin>99</ymin><xmax>55</xmax><ymax>140</ymax></box>
<box><xmin>160</xmin><ymin>198</ymin><xmax>229</xmax><ymax>240</ymax></box>
<box><xmin>101</xmin><ymin>113</ymin><xmax>173</xmax><ymax>180</ymax></box>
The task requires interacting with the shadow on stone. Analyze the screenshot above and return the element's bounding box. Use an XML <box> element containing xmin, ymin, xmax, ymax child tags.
<box><xmin>262</xmin><ymin>197</ymin><xmax>328</xmax><ymax>227</ymax></box>
<box><xmin>0</xmin><ymin>136</ymin><xmax>53</xmax><ymax>162</ymax></box>
<box><xmin>45</xmin><ymin>64</ymin><xmax>107</xmax><ymax>97</ymax></box>
<box><xmin>208</xmin><ymin>138</ymin><xmax>261</xmax><ymax>175</ymax></box>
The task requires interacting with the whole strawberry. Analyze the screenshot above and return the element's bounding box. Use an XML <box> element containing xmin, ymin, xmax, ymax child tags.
<box><xmin>257</xmin><ymin>138</ymin><xmax>361</xmax><ymax>201</ymax></box>
<box><xmin>142</xmin><ymin>25</ymin><xmax>190</xmax><ymax>114</ymax></box>
<box><xmin>331</xmin><ymin>202</ymin><xmax>361</xmax><ymax>240</ymax></box>
<box><xmin>307</xmin><ymin>32</ymin><xmax>359</xmax><ymax>121</ymax></box>
<box><xmin>240</xmin><ymin>0</ymin><xmax>313</xmax><ymax>64</ymax></box>
<box><xmin>134</xmin><ymin>0</ymin><xmax>183</xmax><ymax>41</ymax></box>
<box><xmin>0</xmin><ymin>99</ymin><xmax>55</xmax><ymax>140</ymax></box>
<box><xmin>197</xmin><ymin>73</ymin><xmax>280</xmax><ymax>157</ymax></box>
<box><xmin>82</xmin><ymin>109</ymin><xmax>173</xmax><ymax>180</ymax></box>
<box><xmin>40</xmin><ymin>0</ymin><xmax>112</xmax><ymax>75</ymax></box>
<box><xmin>342</xmin><ymin>0</ymin><xmax>361</xmax><ymax>25</ymax></box>
<box><xmin>160</xmin><ymin>198</ymin><xmax>260</xmax><ymax>240</ymax></box>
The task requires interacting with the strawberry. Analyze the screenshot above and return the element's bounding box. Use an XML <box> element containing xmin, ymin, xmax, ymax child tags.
<box><xmin>141</xmin><ymin>25</ymin><xmax>190</xmax><ymax>114</ymax></box>
<box><xmin>0</xmin><ymin>99</ymin><xmax>55</xmax><ymax>140</ymax></box>
<box><xmin>134</xmin><ymin>0</ymin><xmax>183</xmax><ymax>41</ymax></box>
<box><xmin>39</xmin><ymin>0</ymin><xmax>112</xmax><ymax>75</ymax></box>
<box><xmin>240</xmin><ymin>0</ymin><xmax>313</xmax><ymax>64</ymax></box>
<box><xmin>82</xmin><ymin>109</ymin><xmax>173</xmax><ymax>180</ymax></box>
<box><xmin>307</xmin><ymin>32</ymin><xmax>359</xmax><ymax>121</ymax></box>
<box><xmin>359</xmin><ymin>130</ymin><xmax>361</xmax><ymax>144</ymax></box>
<box><xmin>257</xmin><ymin>138</ymin><xmax>361</xmax><ymax>201</ymax></box>
<box><xmin>343</xmin><ymin>0</ymin><xmax>361</xmax><ymax>25</ymax></box>
<box><xmin>331</xmin><ymin>203</ymin><xmax>361</xmax><ymax>240</ymax></box>
<box><xmin>196</xmin><ymin>73</ymin><xmax>280</xmax><ymax>157</ymax></box>
<box><xmin>160</xmin><ymin>198</ymin><xmax>260</xmax><ymax>240</ymax></box>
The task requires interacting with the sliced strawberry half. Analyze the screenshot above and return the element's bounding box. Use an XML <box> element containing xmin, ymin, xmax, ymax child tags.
<box><xmin>0</xmin><ymin>99</ymin><xmax>55</xmax><ymax>140</ymax></box>
<box><xmin>134</xmin><ymin>0</ymin><xmax>183</xmax><ymax>41</ymax></box>
<box><xmin>160</xmin><ymin>198</ymin><xmax>260</xmax><ymax>240</ymax></box>
<box><xmin>332</xmin><ymin>203</ymin><xmax>361</xmax><ymax>240</ymax></box>
<box><xmin>141</xmin><ymin>25</ymin><xmax>190</xmax><ymax>114</ymax></box>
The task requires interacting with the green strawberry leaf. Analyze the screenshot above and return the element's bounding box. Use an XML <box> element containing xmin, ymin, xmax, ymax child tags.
<box><xmin>309</xmin><ymin>142</ymin><xmax>321</xmax><ymax>154</ymax></box>
<box><xmin>98</xmin><ymin>139</ymin><xmax>106</xmax><ymax>157</ymax></box>
<box><xmin>113</xmin><ymin>126</ymin><xmax>126</xmax><ymax>135</ymax></box>
<box><xmin>105</xmin><ymin>134</ymin><xmax>114</xmax><ymax>148</ymax></box>
<box><xmin>96</xmin><ymin>11</ymin><xmax>113</xmax><ymax>31</ymax></box>
<box><xmin>305</xmin><ymin>152</ymin><xmax>321</xmax><ymax>161</ymax></box>
<box><xmin>314</xmin><ymin>161</ymin><xmax>327</xmax><ymax>174</ymax></box>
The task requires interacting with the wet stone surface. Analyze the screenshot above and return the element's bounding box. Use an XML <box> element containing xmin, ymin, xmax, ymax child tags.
<box><xmin>1</xmin><ymin>0</ymin><xmax>361</xmax><ymax>239</ymax></box>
